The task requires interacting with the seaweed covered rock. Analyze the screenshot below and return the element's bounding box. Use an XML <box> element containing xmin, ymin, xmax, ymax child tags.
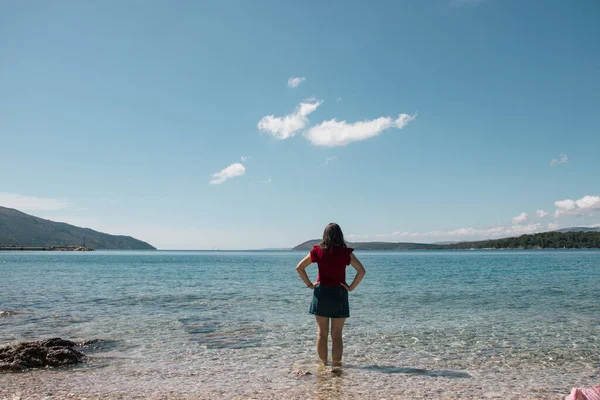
<box><xmin>0</xmin><ymin>338</ymin><xmax>85</xmax><ymax>371</ymax></box>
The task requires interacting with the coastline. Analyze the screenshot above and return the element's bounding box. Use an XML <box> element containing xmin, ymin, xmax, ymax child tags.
<box><xmin>0</xmin><ymin>245</ymin><xmax>94</xmax><ymax>251</ymax></box>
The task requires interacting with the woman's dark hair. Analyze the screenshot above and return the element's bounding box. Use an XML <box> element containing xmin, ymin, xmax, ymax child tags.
<box><xmin>320</xmin><ymin>223</ymin><xmax>347</xmax><ymax>250</ymax></box>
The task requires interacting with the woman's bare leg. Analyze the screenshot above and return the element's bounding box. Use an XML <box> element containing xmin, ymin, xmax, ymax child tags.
<box><xmin>330</xmin><ymin>318</ymin><xmax>346</xmax><ymax>367</ymax></box>
<box><xmin>315</xmin><ymin>316</ymin><xmax>329</xmax><ymax>365</ymax></box>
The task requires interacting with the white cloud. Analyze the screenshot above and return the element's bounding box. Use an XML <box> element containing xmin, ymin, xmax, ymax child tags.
<box><xmin>347</xmin><ymin>223</ymin><xmax>546</xmax><ymax>243</ymax></box>
<box><xmin>304</xmin><ymin>113</ymin><xmax>416</xmax><ymax>147</ymax></box>
<box><xmin>262</xmin><ymin>178</ymin><xmax>272</xmax><ymax>184</ymax></box>
<box><xmin>550</xmin><ymin>154</ymin><xmax>568</xmax><ymax>166</ymax></box>
<box><xmin>575</xmin><ymin>195</ymin><xmax>600</xmax><ymax>210</ymax></box>
<box><xmin>0</xmin><ymin>192</ymin><xmax>71</xmax><ymax>211</ymax></box>
<box><xmin>391</xmin><ymin>231</ymin><xmax>410</xmax><ymax>236</ymax></box>
<box><xmin>555</xmin><ymin>199</ymin><xmax>576</xmax><ymax>213</ymax></box>
<box><xmin>209</xmin><ymin>163</ymin><xmax>246</xmax><ymax>184</ymax></box>
<box><xmin>241</xmin><ymin>156</ymin><xmax>251</xmax><ymax>162</ymax></box>
<box><xmin>554</xmin><ymin>210</ymin><xmax>578</xmax><ymax>218</ymax></box>
<box><xmin>512</xmin><ymin>212</ymin><xmax>529</xmax><ymax>225</ymax></box>
<box><xmin>325</xmin><ymin>156</ymin><xmax>337</xmax><ymax>165</ymax></box>
<box><xmin>258</xmin><ymin>100</ymin><xmax>322</xmax><ymax>140</ymax></box>
<box><xmin>554</xmin><ymin>195</ymin><xmax>600</xmax><ymax>217</ymax></box>
<box><xmin>548</xmin><ymin>222</ymin><xmax>560</xmax><ymax>231</ymax></box>
<box><xmin>347</xmin><ymin>195</ymin><xmax>600</xmax><ymax>243</ymax></box>
<box><xmin>536</xmin><ymin>209</ymin><xmax>549</xmax><ymax>218</ymax></box>
<box><xmin>287</xmin><ymin>77</ymin><xmax>306</xmax><ymax>88</ymax></box>
<box><xmin>555</xmin><ymin>199</ymin><xmax>576</xmax><ymax>211</ymax></box>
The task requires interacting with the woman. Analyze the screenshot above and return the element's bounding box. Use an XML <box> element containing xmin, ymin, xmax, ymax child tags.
<box><xmin>295</xmin><ymin>223</ymin><xmax>366</xmax><ymax>368</ymax></box>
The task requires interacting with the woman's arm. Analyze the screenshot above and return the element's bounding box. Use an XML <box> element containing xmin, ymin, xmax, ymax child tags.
<box><xmin>342</xmin><ymin>253</ymin><xmax>366</xmax><ymax>292</ymax></box>
<box><xmin>295</xmin><ymin>253</ymin><xmax>315</xmax><ymax>288</ymax></box>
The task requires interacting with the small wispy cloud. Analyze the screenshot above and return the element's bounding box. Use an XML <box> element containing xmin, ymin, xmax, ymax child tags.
<box><xmin>287</xmin><ymin>77</ymin><xmax>306</xmax><ymax>88</ymax></box>
<box><xmin>209</xmin><ymin>163</ymin><xmax>246</xmax><ymax>185</ymax></box>
<box><xmin>536</xmin><ymin>209</ymin><xmax>549</xmax><ymax>218</ymax></box>
<box><xmin>241</xmin><ymin>156</ymin><xmax>251</xmax><ymax>162</ymax></box>
<box><xmin>325</xmin><ymin>156</ymin><xmax>337</xmax><ymax>165</ymax></box>
<box><xmin>512</xmin><ymin>212</ymin><xmax>529</xmax><ymax>225</ymax></box>
<box><xmin>304</xmin><ymin>113</ymin><xmax>416</xmax><ymax>147</ymax></box>
<box><xmin>550</xmin><ymin>154</ymin><xmax>568</xmax><ymax>167</ymax></box>
<box><xmin>258</xmin><ymin>99</ymin><xmax>323</xmax><ymax>140</ymax></box>
<box><xmin>262</xmin><ymin>178</ymin><xmax>272</xmax><ymax>184</ymax></box>
<box><xmin>0</xmin><ymin>192</ymin><xmax>71</xmax><ymax>211</ymax></box>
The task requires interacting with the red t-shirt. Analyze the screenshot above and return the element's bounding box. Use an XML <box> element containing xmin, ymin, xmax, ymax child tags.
<box><xmin>310</xmin><ymin>245</ymin><xmax>354</xmax><ymax>287</ymax></box>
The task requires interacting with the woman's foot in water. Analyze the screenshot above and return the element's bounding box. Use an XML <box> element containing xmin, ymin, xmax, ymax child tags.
<box><xmin>328</xmin><ymin>361</ymin><xmax>343</xmax><ymax>375</ymax></box>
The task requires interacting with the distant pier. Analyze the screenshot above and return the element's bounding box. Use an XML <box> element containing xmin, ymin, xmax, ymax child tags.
<box><xmin>0</xmin><ymin>246</ymin><xmax>94</xmax><ymax>251</ymax></box>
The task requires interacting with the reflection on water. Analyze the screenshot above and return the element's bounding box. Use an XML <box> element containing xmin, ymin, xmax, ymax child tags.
<box><xmin>315</xmin><ymin>366</ymin><xmax>345</xmax><ymax>400</ymax></box>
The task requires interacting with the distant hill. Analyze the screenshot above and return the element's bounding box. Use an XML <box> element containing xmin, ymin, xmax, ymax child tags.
<box><xmin>556</xmin><ymin>227</ymin><xmax>600</xmax><ymax>233</ymax></box>
<box><xmin>293</xmin><ymin>239</ymin><xmax>437</xmax><ymax>251</ymax></box>
<box><xmin>438</xmin><ymin>231</ymin><xmax>600</xmax><ymax>249</ymax></box>
<box><xmin>294</xmin><ymin>231</ymin><xmax>600</xmax><ymax>251</ymax></box>
<box><xmin>0</xmin><ymin>206</ymin><xmax>156</xmax><ymax>250</ymax></box>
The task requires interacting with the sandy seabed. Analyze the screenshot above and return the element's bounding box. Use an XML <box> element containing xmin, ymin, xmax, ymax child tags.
<box><xmin>1</xmin><ymin>360</ymin><xmax>596</xmax><ymax>400</ymax></box>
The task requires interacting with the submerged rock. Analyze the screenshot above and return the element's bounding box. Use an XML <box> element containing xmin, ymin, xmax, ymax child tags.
<box><xmin>0</xmin><ymin>338</ymin><xmax>85</xmax><ymax>372</ymax></box>
<box><xmin>0</xmin><ymin>310</ymin><xmax>17</xmax><ymax>317</ymax></box>
<box><xmin>293</xmin><ymin>370</ymin><xmax>312</xmax><ymax>377</ymax></box>
<box><xmin>0</xmin><ymin>310</ymin><xmax>26</xmax><ymax>318</ymax></box>
<box><xmin>78</xmin><ymin>338</ymin><xmax>102</xmax><ymax>347</ymax></box>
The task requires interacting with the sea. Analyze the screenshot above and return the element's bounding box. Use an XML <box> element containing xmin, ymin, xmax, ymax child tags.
<box><xmin>1</xmin><ymin>250</ymin><xmax>599</xmax><ymax>399</ymax></box>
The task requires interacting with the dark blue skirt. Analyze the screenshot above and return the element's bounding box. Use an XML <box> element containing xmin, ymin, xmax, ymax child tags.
<box><xmin>309</xmin><ymin>284</ymin><xmax>349</xmax><ymax>318</ymax></box>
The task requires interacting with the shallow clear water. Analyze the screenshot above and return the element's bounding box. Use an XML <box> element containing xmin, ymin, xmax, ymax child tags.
<box><xmin>1</xmin><ymin>250</ymin><xmax>599</xmax><ymax>399</ymax></box>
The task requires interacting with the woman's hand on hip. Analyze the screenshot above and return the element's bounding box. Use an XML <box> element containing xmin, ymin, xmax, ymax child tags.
<box><xmin>341</xmin><ymin>283</ymin><xmax>353</xmax><ymax>292</ymax></box>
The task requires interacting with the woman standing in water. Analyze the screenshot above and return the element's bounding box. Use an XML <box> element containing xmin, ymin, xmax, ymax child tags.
<box><xmin>295</xmin><ymin>223</ymin><xmax>366</xmax><ymax>368</ymax></box>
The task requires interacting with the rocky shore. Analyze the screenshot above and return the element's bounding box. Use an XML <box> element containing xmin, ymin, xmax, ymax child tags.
<box><xmin>0</xmin><ymin>338</ymin><xmax>86</xmax><ymax>372</ymax></box>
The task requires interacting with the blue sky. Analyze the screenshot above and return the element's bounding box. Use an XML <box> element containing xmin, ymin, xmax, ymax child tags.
<box><xmin>1</xmin><ymin>0</ymin><xmax>599</xmax><ymax>249</ymax></box>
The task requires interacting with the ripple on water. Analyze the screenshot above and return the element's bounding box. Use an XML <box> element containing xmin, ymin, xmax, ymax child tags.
<box><xmin>1</xmin><ymin>250</ymin><xmax>600</xmax><ymax>399</ymax></box>
<box><xmin>178</xmin><ymin>316</ymin><xmax>266</xmax><ymax>349</ymax></box>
